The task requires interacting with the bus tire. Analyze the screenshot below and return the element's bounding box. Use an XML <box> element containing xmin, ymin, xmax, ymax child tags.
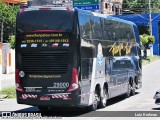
<box><xmin>131</xmin><ymin>79</ymin><xmax>136</xmax><ymax>96</ymax></box>
<box><xmin>88</xmin><ymin>89</ymin><xmax>99</xmax><ymax>111</ymax></box>
<box><xmin>124</xmin><ymin>82</ymin><xmax>131</xmax><ymax>98</ymax></box>
<box><xmin>99</xmin><ymin>87</ymin><xmax>108</xmax><ymax>108</ymax></box>
<box><xmin>135</xmin><ymin>77</ymin><xmax>139</xmax><ymax>89</ymax></box>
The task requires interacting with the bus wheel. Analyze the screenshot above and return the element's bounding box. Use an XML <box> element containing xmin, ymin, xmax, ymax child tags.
<box><xmin>135</xmin><ymin>77</ymin><xmax>138</xmax><ymax>89</ymax></box>
<box><xmin>124</xmin><ymin>82</ymin><xmax>131</xmax><ymax>98</ymax></box>
<box><xmin>99</xmin><ymin>87</ymin><xmax>108</xmax><ymax>108</ymax></box>
<box><xmin>131</xmin><ymin>80</ymin><xmax>136</xmax><ymax>96</ymax></box>
<box><xmin>89</xmin><ymin>90</ymin><xmax>99</xmax><ymax>111</ymax></box>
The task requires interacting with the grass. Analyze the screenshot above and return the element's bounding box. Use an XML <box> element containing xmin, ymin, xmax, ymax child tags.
<box><xmin>142</xmin><ymin>55</ymin><xmax>160</xmax><ymax>66</ymax></box>
<box><xmin>0</xmin><ymin>86</ymin><xmax>16</xmax><ymax>99</ymax></box>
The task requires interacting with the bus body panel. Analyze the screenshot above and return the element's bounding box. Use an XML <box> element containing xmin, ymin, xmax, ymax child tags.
<box><xmin>15</xmin><ymin>7</ymin><xmax>142</xmax><ymax>108</ymax></box>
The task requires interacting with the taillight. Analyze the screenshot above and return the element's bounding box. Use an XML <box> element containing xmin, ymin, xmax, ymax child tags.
<box><xmin>15</xmin><ymin>69</ymin><xmax>24</xmax><ymax>92</ymax></box>
<box><xmin>39</xmin><ymin>8</ymin><xmax>51</xmax><ymax>10</ymax></box>
<box><xmin>20</xmin><ymin>8</ymin><xmax>25</xmax><ymax>13</ymax></box>
<box><xmin>67</xmin><ymin>68</ymin><xmax>79</xmax><ymax>92</ymax></box>
<box><xmin>66</xmin><ymin>7</ymin><xmax>72</xmax><ymax>11</ymax></box>
<box><xmin>16</xmin><ymin>69</ymin><xmax>20</xmax><ymax>83</ymax></box>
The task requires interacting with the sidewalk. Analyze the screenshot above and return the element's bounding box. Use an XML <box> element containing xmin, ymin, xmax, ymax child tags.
<box><xmin>0</xmin><ymin>73</ymin><xmax>15</xmax><ymax>99</ymax></box>
<box><xmin>1</xmin><ymin>73</ymin><xmax>15</xmax><ymax>89</ymax></box>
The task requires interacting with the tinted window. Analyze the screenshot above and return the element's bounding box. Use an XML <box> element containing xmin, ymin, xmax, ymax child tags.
<box><xmin>113</xmin><ymin>60</ymin><xmax>133</xmax><ymax>69</ymax></box>
<box><xmin>103</xmin><ymin>20</ymin><xmax>135</xmax><ymax>42</ymax></box>
<box><xmin>93</xmin><ymin>17</ymin><xmax>102</xmax><ymax>39</ymax></box>
<box><xmin>78</xmin><ymin>12</ymin><xmax>92</xmax><ymax>39</ymax></box>
<box><xmin>17</xmin><ymin>10</ymin><xmax>73</xmax><ymax>33</ymax></box>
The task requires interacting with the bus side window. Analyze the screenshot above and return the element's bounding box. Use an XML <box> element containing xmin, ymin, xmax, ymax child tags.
<box><xmin>106</xmin><ymin>58</ymin><xmax>111</xmax><ymax>74</ymax></box>
<box><xmin>92</xmin><ymin>16</ymin><xmax>102</xmax><ymax>40</ymax></box>
<box><xmin>81</xmin><ymin>59</ymin><xmax>89</xmax><ymax>79</ymax></box>
<box><xmin>78</xmin><ymin>12</ymin><xmax>92</xmax><ymax>39</ymax></box>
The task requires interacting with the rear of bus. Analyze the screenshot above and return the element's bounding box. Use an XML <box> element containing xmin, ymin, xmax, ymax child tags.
<box><xmin>15</xmin><ymin>7</ymin><xmax>80</xmax><ymax>107</ymax></box>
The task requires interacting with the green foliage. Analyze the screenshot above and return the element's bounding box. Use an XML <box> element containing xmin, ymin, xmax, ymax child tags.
<box><xmin>142</xmin><ymin>55</ymin><xmax>160</xmax><ymax>65</ymax></box>
<box><xmin>123</xmin><ymin>0</ymin><xmax>160</xmax><ymax>13</ymax></box>
<box><xmin>147</xmin><ymin>35</ymin><xmax>154</xmax><ymax>45</ymax></box>
<box><xmin>140</xmin><ymin>34</ymin><xmax>155</xmax><ymax>47</ymax></box>
<box><xmin>140</xmin><ymin>35</ymin><xmax>148</xmax><ymax>45</ymax></box>
<box><xmin>9</xmin><ymin>35</ymin><xmax>15</xmax><ymax>49</ymax></box>
<box><xmin>0</xmin><ymin>2</ymin><xmax>19</xmax><ymax>42</ymax></box>
<box><xmin>0</xmin><ymin>86</ymin><xmax>16</xmax><ymax>99</ymax></box>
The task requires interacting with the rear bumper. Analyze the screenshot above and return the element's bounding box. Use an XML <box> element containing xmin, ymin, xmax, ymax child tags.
<box><xmin>16</xmin><ymin>90</ymin><xmax>80</xmax><ymax>107</ymax></box>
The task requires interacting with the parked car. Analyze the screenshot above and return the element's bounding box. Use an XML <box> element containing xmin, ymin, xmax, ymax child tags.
<box><xmin>153</xmin><ymin>89</ymin><xmax>160</xmax><ymax>105</ymax></box>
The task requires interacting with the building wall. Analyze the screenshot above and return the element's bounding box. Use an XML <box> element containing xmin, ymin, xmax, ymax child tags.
<box><xmin>1</xmin><ymin>0</ymin><xmax>27</xmax><ymax>5</ymax></box>
<box><xmin>101</xmin><ymin>0</ymin><xmax>123</xmax><ymax>15</ymax></box>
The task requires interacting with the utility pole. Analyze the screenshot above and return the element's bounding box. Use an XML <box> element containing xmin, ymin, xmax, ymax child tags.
<box><xmin>0</xmin><ymin>19</ymin><xmax>3</xmax><ymax>43</ymax></box>
<box><xmin>149</xmin><ymin>0</ymin><xmax>152</xmax><ymax>35</ymax></box>
<box><xmin>149</xmin><ymin>0</ymin><xmax>154</xmax><ymax>56</ymax></box>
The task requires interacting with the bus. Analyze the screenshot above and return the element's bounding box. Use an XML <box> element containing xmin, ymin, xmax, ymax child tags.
<box><xmin>15</xmin><ymin>6</ymin><xmax>142</xmax><ymax>111</ymax></box>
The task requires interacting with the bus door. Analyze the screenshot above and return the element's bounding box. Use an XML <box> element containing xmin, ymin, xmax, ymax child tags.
<box><xmin>105</xmin><ymin>58</ymin><xmax>112</xmax><ymax>97</ymax></box>
<box><xmin>80</xmin><ymin>42</ymin><xmax>93</xmax><ymax>105</ymax></box>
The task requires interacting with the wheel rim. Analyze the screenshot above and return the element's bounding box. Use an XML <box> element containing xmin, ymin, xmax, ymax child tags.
<box><xmin>131</xmin><ymin>81</ymin><xmax>136</xmax><ymax>95</ymax></box>
<box><xmin>102</xmin><ymin>89</ymin><xmax>107</xmax><ymax>105</ymax></box>
<box><xmin>128</xmin><ymin>84</ymin><xmax>131</xmax><ymax>96</ymax></box>
<box><xmin>93</xmin><ymin>93</ymin><xmax>99</xmax><ymax>109</ymax></box>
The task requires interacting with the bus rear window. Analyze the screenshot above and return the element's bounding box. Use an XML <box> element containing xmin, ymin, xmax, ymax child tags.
<box><xmin>17</xmin><ymin>10</ymin><xmax>73</xmax><ymax>33</ymax></box>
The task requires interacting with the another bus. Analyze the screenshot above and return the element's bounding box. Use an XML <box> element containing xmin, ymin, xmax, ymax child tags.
<box><xmin>15</xmin><ymin>6</ymin><xmax>142</xmax><ymax>111</ymax></box>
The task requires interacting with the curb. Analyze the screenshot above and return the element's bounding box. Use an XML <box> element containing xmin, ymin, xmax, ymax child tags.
<box><xmin>0</xmin><ymin>94</ymin><xmax>7</xmax><ymax>99</ymax></box>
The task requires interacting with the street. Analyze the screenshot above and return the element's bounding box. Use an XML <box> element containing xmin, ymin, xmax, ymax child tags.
<box><xmin>0</xmin><ymin>60</ymin><xmax>160</xmax><ymax>117</ymax></box>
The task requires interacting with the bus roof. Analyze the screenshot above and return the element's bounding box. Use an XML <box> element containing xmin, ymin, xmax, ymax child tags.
<box><xmin>75</xmin><ymin>8</ymin><xmax>137</xmax><ymax>27</ymax></box>
<box><xmin>20</xmin><ymin>6</ymin><xmax>137</xmax><ymax>27</ymax></box>
<box><xmin>20</xmin><ymin>6</ymin><xmax>73</xmax><ymax>12</ymax></box>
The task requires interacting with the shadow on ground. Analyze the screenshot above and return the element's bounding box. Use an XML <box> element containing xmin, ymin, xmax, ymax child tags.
<box><xmin>107</xmin><ymin>92</ymin><xmax>139</xmax><ymax>106</ymax></box>
<box><xmin>152</xmin><ymin>107</ymin><xmax>160</xmax><ymax>110</ymax></box>
<box><xmin>8</xmin><ymin>92</ymin><xmax>140</xmax><ymax>117</ymax></box>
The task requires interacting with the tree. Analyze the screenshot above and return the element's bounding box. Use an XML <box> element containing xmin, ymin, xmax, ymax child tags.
<box><xmin>140</xmin><ymin>34</ymin><xmax>155</xmax><ymax>58</ymax></box>
<box><xmin>123</xmin><ymin>0</ymin><xmax>160</xmax><ymax>13</ymax></box>
<box><xmin>0</xmin><ymin>2</ymin><xmax>19</xmax><ymax>43</ymax></box>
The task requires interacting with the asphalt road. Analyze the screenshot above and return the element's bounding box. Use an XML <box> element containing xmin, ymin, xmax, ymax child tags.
<box><xmin>0</xmin><ymin>60</ymin><xmax>160</xmax><ymax>118</ymax></box>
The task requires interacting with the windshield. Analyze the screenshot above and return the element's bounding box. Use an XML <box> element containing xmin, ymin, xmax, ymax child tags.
<box><xmin>113</xmin><ymin>60</ymin><xmax>133</xmax><ymax>69</ymax></box>
<box><xmin>16</xmin><ymin>10</ymin><xmax>73</xmax><ymax>34</ymax></box>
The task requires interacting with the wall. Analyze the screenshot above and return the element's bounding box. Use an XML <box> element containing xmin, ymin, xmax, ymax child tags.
<box><xmin>1</xmin><ymin>43</ymin><xmax>15</xmax><ymax>74</ymax></box>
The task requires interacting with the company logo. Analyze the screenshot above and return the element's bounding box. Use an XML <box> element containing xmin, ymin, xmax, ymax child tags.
<box><xmin>97</xmin><ymin>43</ymin><xmax>103</xmax><ymax>66</ymax></box>
<box><xmin>19</xmin><ymin>71</ymin><xmax>25</xmax><ymax>77</ymax></box>
<box><xmin>52</xmin><ymin>43</ymin><xmax>58</xmax><ymax>48</ymax></box>
<box><xmin>2</xmin><ymin>112</ymin><xmax>12</xmax><ymax>119</ymax></box>
<box><xmin>20</xmin><ymin>44</ymin><xmax>27</xmax><ymax>48</ymax></box>
<box><xmin>31</xmin><ymin>43</ymin><xmax>37</xmax><ymax>48</ymax></box>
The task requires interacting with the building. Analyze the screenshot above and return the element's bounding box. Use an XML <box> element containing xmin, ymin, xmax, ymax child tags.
<box><xmin>101</xmin><ymin>0</ymin><xmax>123</xmax><ymax>15</ymax></box>
<box><xmin>0</xmin><ymin>0</ymin><xmax>27</xmax><ymax>5</ymax></box>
